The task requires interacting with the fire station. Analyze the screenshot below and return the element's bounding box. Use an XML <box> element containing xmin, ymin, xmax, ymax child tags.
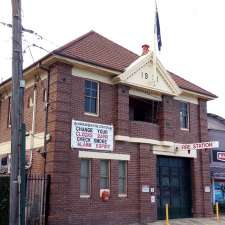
<box><xmin>0</xmin><ymin>31</ymin><xmax>217</xmax><ymax>225</ymax></box>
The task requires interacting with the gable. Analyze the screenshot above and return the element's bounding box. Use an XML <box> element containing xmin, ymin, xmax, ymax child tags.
<box><xmin>113</xmin><ymin>52</ymin><xmax>181</xmax><ymax>96</ymax></box>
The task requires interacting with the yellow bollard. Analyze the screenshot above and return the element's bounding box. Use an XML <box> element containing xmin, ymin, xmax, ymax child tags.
<box><xmin>216</xmin><ymin>202</ymin><xmax>220</xmax><ymax>222</ymax></box>
<box><xmin>165</xmin><ymin>203</ymin><xmax>170</xmax><ymax>225</ymax></box>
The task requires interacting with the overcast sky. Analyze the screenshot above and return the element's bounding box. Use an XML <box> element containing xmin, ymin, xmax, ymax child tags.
<box><xmin>0</xmin><ymin>0</ymin><xmax>224</xmax><ymax>118</ymax></box>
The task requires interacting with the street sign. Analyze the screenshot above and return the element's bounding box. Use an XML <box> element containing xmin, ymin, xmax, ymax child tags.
<box><xmin>212</xmin><ymin>150</ymin><xmax>225</xmax><ymax>162</ymax></box>
<box><xmin>177</xmin><ymin>141</ymin><xmax>219</xmax><ymax>151</ymax></box>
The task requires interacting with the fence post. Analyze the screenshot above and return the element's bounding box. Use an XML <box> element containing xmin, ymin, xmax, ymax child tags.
<box><xmin>216</xmin><ymin>202</ymin><xmax>220</xmax><ymax>222</ymax></box>
<box><xmin>165</xmin><ymin>203</ymin><xmax>170</xmax><ymax>225</ymax></box>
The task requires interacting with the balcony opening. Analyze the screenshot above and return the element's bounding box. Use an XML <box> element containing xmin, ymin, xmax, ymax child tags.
<box><xmin>129</xmin><ymin>96</ymin><xmax>161</xmax><ymax>124</ymax></box>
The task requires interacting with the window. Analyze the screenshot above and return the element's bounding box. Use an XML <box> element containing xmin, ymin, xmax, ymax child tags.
<box><xmin>119</xmin><ymin>161</ymin><xmax>127</xmax><ymax>195</ymax></box>
<box><xmin>28</xmin><ymin>96</ymin><xmax>33</xmax><ymax>108</ymax></box>
<box><xmin>43</xmin><ymin>88</ymin><xmax>47</xmax><ymax>102</ymax></box>
<box><xmin>80</xmin><ymin>159</ymin><xmax>90</xmax><ymax>195</ymax></box>
<box><xmin>129</xmin><ymin>97</ymin><xmax>161</xmax><ymax>123</ymax></box>
<box><xmin>100</xmin><ymin>160</ymin><xmax>110</xmax><ymax>189</ymax></box>
<box><xmin>7</xmin><ymin>97</ymin><xmax>11</xmax><ymax>127</ymax></box>
<box><xmin>84</xmin><ymin>80</ymin><xmax>98</xmax><ymax>114</ymax></box>
<box><xmin>1</xmin><ymin>156</ymin><xmax>8</xmax><ymax>166</ymax></box>
<box><xmin>180</xmin><ymin>102</ymin><xmax>189</xmax><ymax>129</ymax></box>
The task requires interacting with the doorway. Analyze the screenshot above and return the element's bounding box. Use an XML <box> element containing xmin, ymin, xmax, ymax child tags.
<box><xmin>157</xmin><ymin>156</ymin><xmax>192</xmax><ymax>219</ymax></box>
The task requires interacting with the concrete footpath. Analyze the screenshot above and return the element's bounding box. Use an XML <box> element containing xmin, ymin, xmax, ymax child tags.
<box><xmin>148</xmin><ymin>217</ymin><xmax>225</xmax><ymax>225</ymax></box>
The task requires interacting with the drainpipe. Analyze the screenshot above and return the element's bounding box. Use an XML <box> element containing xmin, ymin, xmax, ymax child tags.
<box><xmin>26</xmin><ymin>81</ymin><xmax>37</xmax><ymax>170</ymax></box>
<box><xmin>38</xmin><ymin>63</ymin><xmax>50</xmax><ymax>177</ymax></box>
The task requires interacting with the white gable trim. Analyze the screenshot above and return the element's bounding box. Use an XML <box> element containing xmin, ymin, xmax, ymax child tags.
<box><xmin>113</xmin><ymin>52</ymin><xmax>181</xmax><ymax>96</ymax></box>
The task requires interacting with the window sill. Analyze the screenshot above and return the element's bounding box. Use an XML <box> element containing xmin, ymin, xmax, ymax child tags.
<box><xmin>180</xmin><ymin>128</ymin><xmax>189</xmax><ymax>131</ymax></box>
<box><xmin>80</xmin><ymin>194</ymin><xmax>90</xmax><ymax>198</ymax></box>
<box><xmin>118</xmin><ymin>194</ymin><xmax>127</xmax><ymax>198</ymax></box>
<box><xmin>84</xmin><ymin>112</ymin><xmax>99</xmax><ymax>117</ymax></box>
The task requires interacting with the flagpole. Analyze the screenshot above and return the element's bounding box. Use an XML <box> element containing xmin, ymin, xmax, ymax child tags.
<box><xmin>153</xmin><ymin>0</ymin><xmax>157</xmax><ymax>86</ymax></box>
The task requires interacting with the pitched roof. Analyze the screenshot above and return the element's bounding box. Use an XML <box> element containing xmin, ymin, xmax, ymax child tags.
<box><xmin>168</xmin><ymin>71</ymin><xmax>217</xmax><ymax>98</ymax></box>
<box><xmin>54</xmin><ymin>30</ymin><xmax>216</xmax><ymax>98</ymax></box>
<box><xmin>54</xmin><ymin>30</ymin><xmax>139</xmax><ymax>72</ymax></box>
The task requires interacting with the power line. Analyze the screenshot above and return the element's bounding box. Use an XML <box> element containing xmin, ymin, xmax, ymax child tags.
<box><xmin>0</xmin><ymin>21</ymin><xmax>58</xmax><ymax>47</ymax></box>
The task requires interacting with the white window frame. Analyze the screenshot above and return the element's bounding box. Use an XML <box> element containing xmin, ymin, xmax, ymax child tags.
<box><xmin>80</xmin><ymin>159</ymin><xmax>91</xmax><ymax>198</ymax></box>
<box><xmin>180</xmin><ymin>101</ymin><xmax>189</xmax><ymax>130</ymax></box>
<box><xmin>7</xmin><ymin>97</ymin><xmax>11</xmax><ymax>128</ymax></box>
<box><xmin>84</xmin><ymin>80</ymin><xmax>99</xmax><ymax>117</ymax></box>
<box><xmin>100</xmin><ymin>160</ymin><xmax>110</xmax><ymax>190</ymax></box>
<box><xmin>118</xmin><ymin>161</ymin><xmax>128</xmax><ymax>197</ymax></box>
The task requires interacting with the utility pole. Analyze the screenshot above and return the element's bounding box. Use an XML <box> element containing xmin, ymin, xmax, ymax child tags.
<box><xmin>10</xmin><ymin>0</ymin><xmax>24</xmax><ymax>225</ymax></box>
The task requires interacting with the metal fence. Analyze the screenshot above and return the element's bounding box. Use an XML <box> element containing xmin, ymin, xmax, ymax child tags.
<box><xmin>26</xmin><ymin>174</ymin><xmax>50</xmax><ymax>225</ymax></box>
<box><xmin>0</xmin><ymin>176</ymin><xmax>10</xmax><ymax>225</ymax></box>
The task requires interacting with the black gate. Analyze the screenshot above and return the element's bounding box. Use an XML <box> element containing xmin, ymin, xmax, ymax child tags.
<box><xmin>0</xmin><ymin>174</ymin><xmax>50</xmax><ymax>225</ymax></box>
<box><xmin>157</xmin><ymin>156</ymin><xmax>192</xmax><ymax>219</ymax></box>
<box><xmin>0</xmin><ymin>176</ymin><xmax>10</xmax><ymax>225</ymax></box>
<box><xmin>26</xmin><ymin>174</ymin><xmax>50</xmax><ymax>225</ymax></box>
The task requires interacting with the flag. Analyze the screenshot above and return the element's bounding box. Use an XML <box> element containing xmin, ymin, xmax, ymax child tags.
<box><xmin>155</xmin><ymin>5</ymin><xmax>162</xmax><ymax>51</ymax></box>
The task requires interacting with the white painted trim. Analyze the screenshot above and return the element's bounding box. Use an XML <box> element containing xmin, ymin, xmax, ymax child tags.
<box><xmin>153</xmin><ymin>149</ymin><xmax>197</xmax><ymax>158</ymax></box>
<box><xmin>174</xmin><ymin>94</ymin><xmax>199</xmax><ymax>105</ymax></box>
<box><xmin>0</xmin><ymin>132</ymin><xmax>49</xmax><ymax>155</ymax></box>
<box><xmin>118</xmin><ymin>194</ymin><xmax>127</xmax><ymax>198</ymax></box>
<box><xmin>72</xmin><ymin>67</ymin><xmax>113</xmax><ymax>84</ymax></box>
<box><xmin>152</xmin><ymin>145</ymin><xmax>197</xmax><ymax>158</ymax></box>
<box><xmin>114</xmin><ymin>52</ymin><xmax>181</xmax><ymax>96</ymax></box>
<box><xmin>80</xmin><ymin>195</ymin><xmax>90</xmax><ymax>198</ymax></box>
<box><xmin>53</xmin><ymin>55</ymin><xmax>121</xmax><ymax>75</ymax></box>
<box><xmin>180</xmin><ymin>128</ymin><xmax>190</xmax><ymax>132</ymax></box>
<box><xmin>84</xmin><ymin>112</ymin><xmax>99</xmax><ymax>117</ymax></box>
<box><xmin>120</xmin><ymin>80</ymin><xmax>177</xmax><ymax>96</ymax></box>
<box><xmin>115</xmin><ymin>135</ymin><xmax>197</xmax><ymax>158</ymax></box>
<box><xmin>114</xmin><ymin>135</ymin><xmax>174</xmax><ymax>147</ymax></box>
<box><xmin>182</xmin><ymin>89</ymin><xmax>216</xmax><ymax>100</ymax></box>
<box><xmin>78</xmin><ymin>151</ymin><xmax>130</xmax><ymax>161</ymax></box>
<box><xmin>129</xmin><ymin>89</ymin><xmax>162</xmax><ymax>101</ymax></box>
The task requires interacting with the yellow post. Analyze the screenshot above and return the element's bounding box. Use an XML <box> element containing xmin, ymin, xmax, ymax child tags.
<box><xmin>165</xmin><ymin>203</ymin><xmax>170</xmax><ymax>225</ymax></box>
<box><xmin>216</xmin><ymin>202</ymin><xmax>220</xmax><ymax>222</ymax></box>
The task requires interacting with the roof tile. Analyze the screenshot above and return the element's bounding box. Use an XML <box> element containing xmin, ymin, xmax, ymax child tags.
<box><xmin>55</xmin><ymin>30</ymin><xmax>139</xmax><ymax>72</ymax></box>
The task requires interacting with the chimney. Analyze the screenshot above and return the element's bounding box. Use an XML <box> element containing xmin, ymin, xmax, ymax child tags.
<box><xmin>142</xmin><ymin>44</ymin><xmax>150</xmax><ymax>55</ymax></box>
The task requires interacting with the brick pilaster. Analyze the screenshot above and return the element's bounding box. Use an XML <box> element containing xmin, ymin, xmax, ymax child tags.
<box><xmin>198</xmin><ymin>99</ymin><xmax>213</xmax><ymax>217</ymax></box>
<box><xmin>115</xmin><ymin>84</ymin><xmax>129</xmax><ymax>136</ymax></box>
<box><xmin>139</xmin><ymin>144</ymin><xmax>157</xmax><ymax>224</ymax></box>
<box><xmin>45</xmin><ymin>62</ymin><xmax>73</xmax><ymax>225</ymax></box>
<box><xmin>159</xmin><ymin>95</ymin><xmax>175</xmax><ymax>142</ymax></box>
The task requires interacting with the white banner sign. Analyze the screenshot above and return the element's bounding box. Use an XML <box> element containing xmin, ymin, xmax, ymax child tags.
<box><xmin>178</xmin><ymin>141</ymin><xmax>219</xmax><ymax>151</ymax></box>
<box><xmin>71</xmin><ymin>120</ymin><xmax>113</xmax><ymax>151</ymax></box>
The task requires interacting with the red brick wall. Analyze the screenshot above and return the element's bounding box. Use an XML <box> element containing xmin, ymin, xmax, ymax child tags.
<box><xmin>0</xmin><ymin>78</ymin><xmax>46</xmax><ymax>175</ymax></box>
<box><xmin>0</xmin><ymin>80</ymin><xmax>46</xmax><ymax>143</ymax></box>
<box><xmin>0</xmin><ymin>61</ymin><xmax>213</xmax><ymax>224</ymax></box>
<box><xmin>43</xmin><ymin>63</ymin><xmax>213</xmax><ymax>224</ymax></box>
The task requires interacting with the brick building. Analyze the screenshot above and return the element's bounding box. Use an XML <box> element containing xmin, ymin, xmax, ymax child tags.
<box><xmin>0</xmin><ymin>31</ymin><xmax>217</xmax><ymax>225</ymax></box>
<box><xmin>208</xmin><ymin>113</ymin><xmax>225</xmax><ymax>204</ymax></box>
